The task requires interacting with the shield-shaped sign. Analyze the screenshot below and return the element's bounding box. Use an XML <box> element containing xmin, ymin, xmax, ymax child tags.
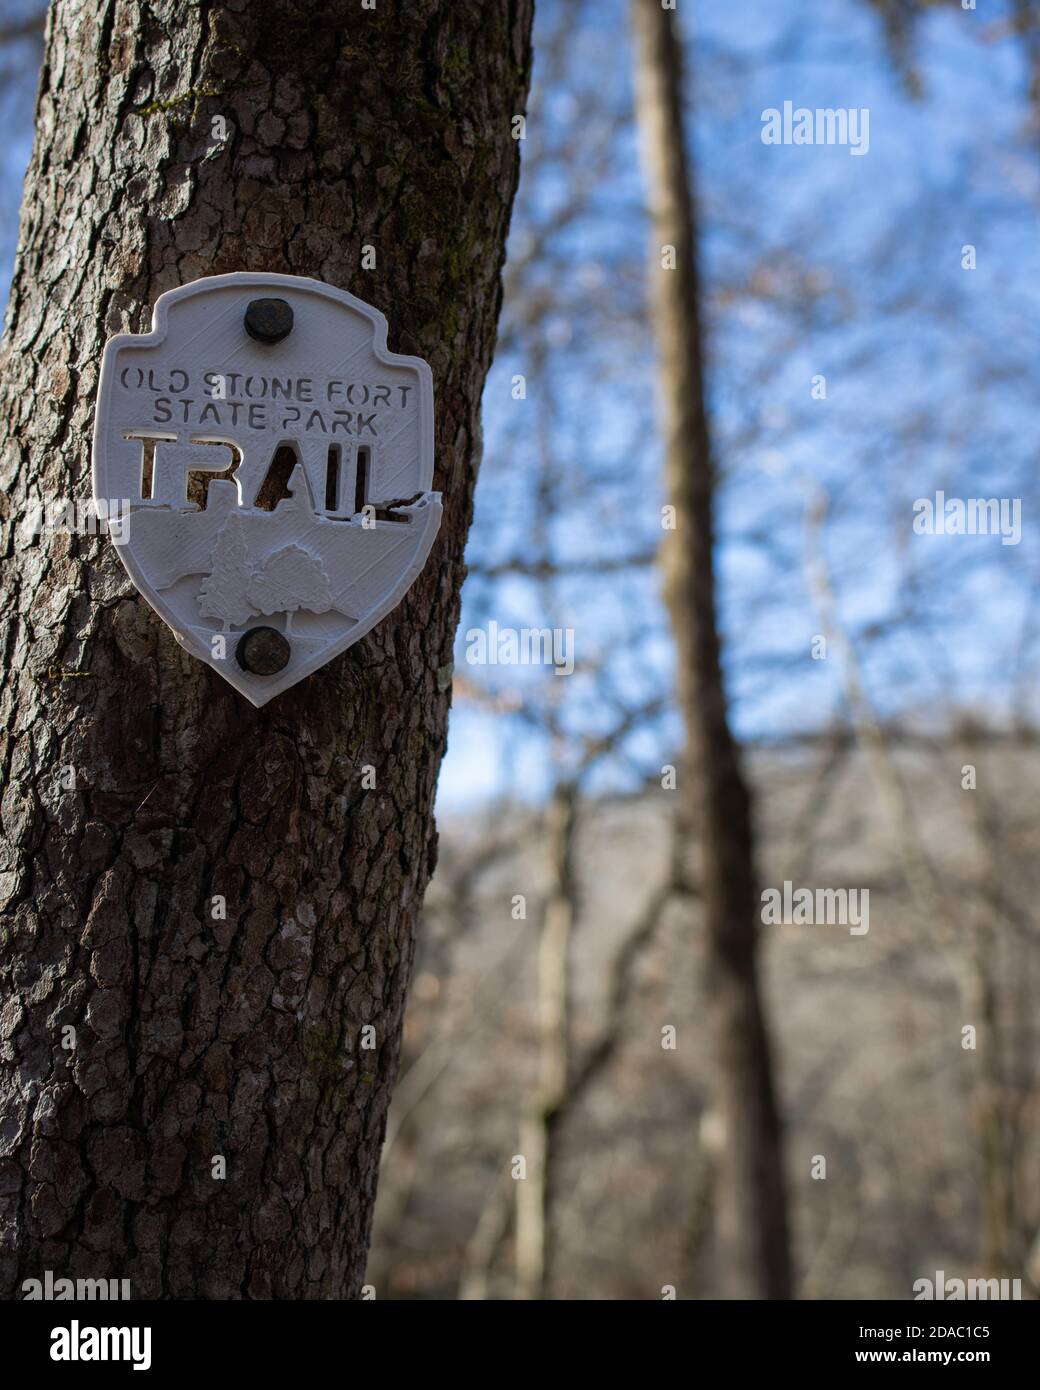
<box><xmin>92</xmin><ymin>272</ymin><xmax>441</xmax><ymax>705</ymax></box>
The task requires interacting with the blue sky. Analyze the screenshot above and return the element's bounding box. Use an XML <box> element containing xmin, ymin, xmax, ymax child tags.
<box><xmin>440</xmin><ymin>0</ymin><xmax>1039</xmax><ymax>807</ymax></box>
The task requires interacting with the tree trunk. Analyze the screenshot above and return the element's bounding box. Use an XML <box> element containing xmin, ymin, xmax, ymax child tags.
<box><xmin>630</xmin><ymin>0</ymin><xmax>792</xmax><ymax>1299</ymax></box>
<box><xmin>515</xmin><ymin>778</ymin><xmax>576</xmax><ymax>1299</ymax></box>
<box><xmin>0</xmin><ymin>0</ymin><xmax>533</xmax><ymax>1300</ymax></box>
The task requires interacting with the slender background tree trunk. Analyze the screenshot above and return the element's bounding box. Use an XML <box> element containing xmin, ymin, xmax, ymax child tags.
<box><xmin>515</xmin><ymin>776</ymin><xmax>576</xmax><ymax>1299</ymax></box>
<box><xmin>0</xmin><ymin>0</ymin><xmax>533</xmax><ymax>1299</ymax></box>
<box><xmin>631</xmin><ymin>0</ymin><xmax>792</xmax><ymax>1299</ymax></box>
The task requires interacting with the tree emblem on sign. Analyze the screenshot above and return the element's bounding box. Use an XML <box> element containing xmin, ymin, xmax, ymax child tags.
<box><xmin>197</xmin><ymin>516</ymin><xmax>332</xmax><ymax>635</ymax></box>
<box><xmin>197</xmin><ymin>515</ymin><xmax>254</xmax><ymax>631</ymax></box>
<box><xmin>249</xmin><ymin>544</ymin><xmax>332</xmax><ymax>633</ymax></box>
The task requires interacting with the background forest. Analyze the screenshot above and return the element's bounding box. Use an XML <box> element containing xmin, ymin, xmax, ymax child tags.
<box><xmin>2</xmin><ymin>0</ymin><xmax>1038</xmax><ymax>1300</ymax></box>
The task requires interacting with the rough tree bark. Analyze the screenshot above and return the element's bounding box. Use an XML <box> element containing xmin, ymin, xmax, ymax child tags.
<box><xmin>630</xmin><ymin>0</ymin><xmax>792</xmax><ymax>1299</ymax></box>
<box><xmin>0</xmin><ymin>0</ymin><xmax>533</xmax><ymax>1299</ymax></box>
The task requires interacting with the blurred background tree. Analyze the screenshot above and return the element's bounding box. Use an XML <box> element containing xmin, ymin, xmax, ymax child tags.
<box><xmin>368</xmin><ymin>0</ymin><xmax>1040</xmax><ymax>1299</ymax></box>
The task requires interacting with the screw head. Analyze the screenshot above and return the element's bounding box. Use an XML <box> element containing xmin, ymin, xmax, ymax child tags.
<box><xmin>244</xmin><ymin>297</ymin><xmax>294</xmax><ymax>344</ymax></box>
<box><xmin>236</xmin><ymin>626</ymin><xmax>291</xmax><ymax>675</ymax></box>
